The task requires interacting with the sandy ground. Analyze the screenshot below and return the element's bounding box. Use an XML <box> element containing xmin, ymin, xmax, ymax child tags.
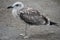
<box><xmin>0</xmin><ymin>0</ymin><xmax>60</xmax><ymax>40</ymax></box>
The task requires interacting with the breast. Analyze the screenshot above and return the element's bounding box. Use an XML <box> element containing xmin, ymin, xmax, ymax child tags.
<box><xmin>12</xmin><ymin>9</ymin><xmax>18</xmax><ymax>17</ymax></box>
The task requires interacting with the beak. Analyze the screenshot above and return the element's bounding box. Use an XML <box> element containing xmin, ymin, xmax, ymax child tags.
<box><xmin>7</xmin><ymin>6</ymin><xmax>13</xmax><ymax>9</ymax></box>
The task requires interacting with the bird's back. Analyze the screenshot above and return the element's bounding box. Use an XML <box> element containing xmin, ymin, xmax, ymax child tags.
<box><xmin>19</xmin><ymin>8</ymin><xmax>48</xmax><ymax>25</ymax></box>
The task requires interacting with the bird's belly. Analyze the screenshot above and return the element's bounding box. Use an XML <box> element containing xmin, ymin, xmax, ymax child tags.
<box><xmin>22</xmin><ymin>17</ymin><xmax>46</xmax><ymax>25</ymax></box>
<box><xmin>24</xmin><ymin>20</ymin><xmax>46</xmax><ymax>25</ymax></box>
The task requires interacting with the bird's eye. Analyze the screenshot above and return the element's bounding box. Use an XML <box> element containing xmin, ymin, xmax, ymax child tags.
<box><xmin>15</xmin><ymin>4</ymin><xmax>19</xmax><ymax>6</ymax></box>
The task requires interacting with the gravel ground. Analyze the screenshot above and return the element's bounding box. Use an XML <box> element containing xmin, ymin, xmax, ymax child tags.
<box><xmin>0</xmin><ymin>0</ymin><xmax>60</xmax><ymax>40</ymax></box>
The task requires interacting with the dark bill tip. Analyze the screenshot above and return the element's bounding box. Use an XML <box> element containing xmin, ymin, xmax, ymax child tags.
<box><xmin>7</xmin><ymin>6</ymin><xmax>13</xmax><ymax>9</ymax></box>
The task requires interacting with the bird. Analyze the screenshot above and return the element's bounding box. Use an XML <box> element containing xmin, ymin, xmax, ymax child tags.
<box><xmin>7</xmin><ymin>2</ymin><xmax>59</xmax><ymax>38</ymax></box>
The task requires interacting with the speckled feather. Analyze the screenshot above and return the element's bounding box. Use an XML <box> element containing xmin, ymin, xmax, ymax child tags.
<box><xmin>18</xmin><ymin>8</ymin><xmax>48</xmax><ymax>25</ymax></box>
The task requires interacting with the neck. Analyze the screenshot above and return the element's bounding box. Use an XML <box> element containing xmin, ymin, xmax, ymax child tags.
<box><xmin>12</xmin><ymin>8</ymin><xmax>20</xmax><ymax>18</ymax></box>
<box><xmin>12</xmin><ymin>5</ymin><xmax>24</xmax><ymax>17</ymax></box>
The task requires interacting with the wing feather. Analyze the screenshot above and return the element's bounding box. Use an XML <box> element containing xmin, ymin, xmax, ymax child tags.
<box><xmin>19</xmin><ymin>8</ymin><xmax>47</xmax><ymax>25</ymax></box>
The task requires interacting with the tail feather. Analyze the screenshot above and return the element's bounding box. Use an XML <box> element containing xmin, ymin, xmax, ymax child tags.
<box><xmin>50</xmin><ymin>21</ymin><xmax>59</xmax><ymax>26</ymax></box>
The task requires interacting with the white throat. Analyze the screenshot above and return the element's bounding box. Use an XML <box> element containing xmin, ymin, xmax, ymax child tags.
<box><xmin>12</xmin><ymin>2</ymin><xmax>24</xmax><ymax>18</ymax></box>
<box><xmin>12</xmin><ymin>8</ymin><xmax>18</xmax><ymax>18</ymax></box>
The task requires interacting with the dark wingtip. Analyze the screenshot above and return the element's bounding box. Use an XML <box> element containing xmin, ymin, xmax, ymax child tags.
<box><xmin>50</xmin><ymin>21</ymin><xmax>59</xmax><ymax>27</ymax></box>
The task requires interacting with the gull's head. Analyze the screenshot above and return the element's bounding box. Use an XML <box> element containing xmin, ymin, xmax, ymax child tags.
<box><xmin>7</xmin><ymin>2</ymin><xmax>24</xmax><ymax>10</ymax></box>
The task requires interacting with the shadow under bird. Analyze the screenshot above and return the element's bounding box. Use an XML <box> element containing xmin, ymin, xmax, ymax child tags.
<box><xmin>7</xmin><ymin>2</ymin><xmax>59</xmax><ymax>39</ymax></box>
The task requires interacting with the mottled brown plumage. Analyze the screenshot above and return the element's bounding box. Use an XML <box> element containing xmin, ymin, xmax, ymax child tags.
<box><xmin>7</xmin><ymin>2</ymin><xmax>59</xmax><ymax>39</ymax></box>
<box><xmin>19</xmin><ymin>8</ymin><xmax>48</xmax><ymax>25</ymax></box>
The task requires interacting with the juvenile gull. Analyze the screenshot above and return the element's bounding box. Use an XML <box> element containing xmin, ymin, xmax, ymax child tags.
<box><xmin>7</xmin><ymin>2</ymin><xmax>59</xmax><ymax>38</ymax></box>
